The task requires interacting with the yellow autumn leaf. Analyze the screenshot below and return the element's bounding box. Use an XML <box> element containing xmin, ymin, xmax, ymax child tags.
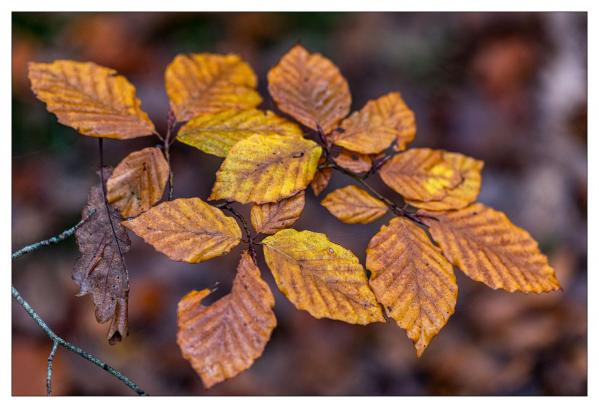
<box><xmin>406</xmin><ymin>152</ymin><xmax>484</xmax><ymax>211</ymax></box>
<box><xmin>262</xmin><ymin>229</ymin><xmax>384</xmax><ymax>324</ymax></box>
<box><xmin>366</xmin><ymin>217</ymin><xmax>457</xmax><ymax>357</ymax></box>
<box><xmin>177</xmin><ymin>108</ymin><xmax>303</xmax><ymax>157</ymax></box>
<box><xmin>321</xmin><ymin>185</ymin><xmax>387</xmax><ymax>224</ymax></box>
<box><xmin>122</xmin><ymin>198</ymin><xmax>241</xmax><ymax>263</ymax></box>
<box><xmin>425</xmin><ymin>203</ymin><xmax>560</xmax><ymax>293</ymax></box>
<box><xmin>28</xmin><ymin>60</ymin><xmax>155</xmax><ymax>139</ymax></box>
<box><xmin>209</xmin><ymin>134</ymin><xmax>322</xmax><ymax>204</ymax></box>
<box><xmin>177</xmin><ymin>251</ymin><xmax>276</xmax><ymax>388</ymax></box>
<box><xmin>333</xmin><ymin>92</ymin><xmax>416</xmax><ymax>154</ymax></box>
<box><xmin>106</xmin><ymin>147</ymin><xmax>169</xmax><ymax>218</ymax></box>
<box><xmin>379</xmin><ymin>148</ymin><xmax>462</xmax><ymax>202</ymax></box>
<box><xmin>332</xmin><ymin>149</ymin><xmax>373</xmax><ymax>173</ymax></box>
<box><xmin>165</xmin><ymin>53</ymin><xmax>262</xmax><ymax>122</ymax></box>
<box><xmin>250</xmin><ymin>191</ymin><xmax>305</xmax><ymax>234</ymax></box>
<box><xmin>267</xmin><ymin>44</ymin><xmax>351</xmax><ymax>134</ymax></box>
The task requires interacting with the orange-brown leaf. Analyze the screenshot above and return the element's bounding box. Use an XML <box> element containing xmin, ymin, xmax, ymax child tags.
<box><xmin>177</xmin><ymin>251</ymin><xmax>276</xmax><ymax>388</ymax></box>
<box><xmin>333</xmin><ymin>92</ymin><xmax>416</xmax><ymax>154</ymax></box>
<box><xmin>122</xmin><ymin>198</ymin><xmax>241</xmax><ymax>263</ymax></box>
<box><xmin>165</xmin><ymin>53</ymin><xmax>262</xmax><ymax>122</ymax></box>
<box><xmin>250</xmin><ymin>191</ymin><xmax>305</xmax><ymax>234</ymax></box>
<box><xmin>262</xmin><ymin>229</ymin><xmax>384</xmax><ymax>324</ymax></box>
<box><xmin>366</xmin><ymin>217</ymin><xmax>457</xmax><ymax>357</ymax></box>
<box><xmin>425</xmin><ymin>203</ymin><xmax>560</xmax><ymax>293</ymax></box>
<box><xmin>310</xmin><ymin>157</ymin><xmax>332</xmax><ymax>196</ymax></box>
<box><xmin>106</xmin><ymin>147</ymin><xmax>169</xmax><ymax>218</ymax></box>
<box><xmin>333</xmin><ymin>149</ymin><xmax>372</xmax><ymax>173</ymax></box>
<box><xmin>267</xmin><ymin>44</ymin><xmax>351</xmax><ymax>134</ymax></box>
<box><xmin>321</xmin><ymin>185</ymin><xmax>387</xmax><ymax>224</ymax></box>
<box><xmin>379</xmin><ymin>148</ymin><xmax>462</xmax><ymax>201</ymax></box>
<box><xmin>406</xmin><ymin>152</ymin><xmax>484</xmax><ymax>211</ymax></box>
<box><xmin>28</xmin><ymin>60</ymin><xmax>155</xmax><ymax>139</ymax></box>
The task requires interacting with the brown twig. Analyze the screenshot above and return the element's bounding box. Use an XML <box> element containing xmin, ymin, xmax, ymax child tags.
<box><xmin>216</xmin><ymin>202</ymin><xmax>257</xmax><ymax>263</ymax></box>
<box><xmin>162</xmin><ymin>109</ymin><xmax>177</xmax><ymax>200</ymax></box>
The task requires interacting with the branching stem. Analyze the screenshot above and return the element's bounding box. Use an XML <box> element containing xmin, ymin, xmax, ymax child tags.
<box><xmin>11</xmin><ymin>286</ymin><xmax>147</xmax><ymax>395</ymax></box>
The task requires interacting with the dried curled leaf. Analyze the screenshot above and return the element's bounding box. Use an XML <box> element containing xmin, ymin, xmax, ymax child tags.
<box><xmin>177</xmin><ymin>251</ymin><xmax>276</xmax><ymax>388</ymax></box>
<box><xmin>28</xmin><ymin>60</ymin><xmax>155</xmax><ymax>139</ymax></box>
<box><xmin>209</xmin><ymin>134</ymin><xmax>322</xmax><ymax>204</ymax></box>
<box><xmin>262</xmin><ymin>229</ymin><xmax>384</xmax><ymax>324</ymax></box>
<box><xmin>73</xmin><ymin>172</ymin><xmax>131</xmax><ymax>344</ymax></box>
<box><xmin>106</xmin><ymin>147</ymin><xmax>169</xmax><ymax>218</ymax></box>
<box><xmin>333</xmin><ymin>149</ymin><xmax>372</xmax><ymax>173</ymax></box>
<box><xmin>321</xmin><ymin>185</ymin><xmax>387</xmax><ymax>224</ymax></box>
<box><xmin>333</xmin><ymin>92</ymin><xmax>416</xmax><ymax>154</ymax></box>
<box><xmin>366</xmin><ymin>217</ymin><xmax>457</xmax><ymax>357</ymax></box>
<box><xmin>267</xmin><ymin>44</ymin><xmax>351</xmax><ymax>134</ymax></box>
<box><xmin>177</xmin><ymin>109</ymin><xmax>303</xmax><ymax>158</ymax></box>
<box><xmin>165</xmin><ymin>53</ymin><xmax>262</xmax><ymax>122</ymax></box>
<box><xmin>426</xmin><ymin>203</ymin><xmax>560</xmax><ymax>293</ymax></box>
<box><xmin>406</xmin><ymin>152</ymin><xmax>484</xmax><ymax>211</ymax></box>
<box><xmin>379</xmin><ymin>148</ymin><xmax>462</xmax><ymax>202</ymax></box>
<box><xmin>251</xmin><ymin>191</ymin><xmax>305</xmax><ymax>234</ymax></box>
<box><xmin>122</xmin><ymin>198</ymin><xmax>241</xmax><ymax>263</ymax></box>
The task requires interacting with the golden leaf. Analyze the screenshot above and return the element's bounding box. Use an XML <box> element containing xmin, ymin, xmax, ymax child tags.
<box><xmin>333</xmin><ymin>92</ymin><xmax>416</xmax><ymax>154</ymax></box>
<box><xmin>262</xmin><ymin>229</ymin><xmax>384</xmax><ymax>324</ymax></box>
<box><xmin>106</xmin><ymin>147</ymin><xmax>169</xmax><ymax>218</ymax></box>
<box><xmin>366</xmin><ymin>217</ymin><xmax>457</xmax><ymax>357</ymax></box>
<box><xmin>209</xmin><ymin>134</ymin><xmax>322</xmax><ymax>204</ymax></box>
<box><xmin>333</xmin><ymin>149</ymin><xmax>372</xmax><ymax>173</ymax></box>
<box><xmin>177</xmin><ymin>109</ymin><xmax>303</xmax><ymax>158</ymax></box>
<box><xmin>165</xmin><ymin>53</ymin><xmax>262</xmax><ymax>122</ymax></box>
<box><xmin>28</xmin><ymin>60</ymin><xmax>155</xmax><ymax>139</ymax></box>
<box><xmin>406</xmin><ymin>152</ymin><xmax>484</xmax><ymax>211</ymax></box>
<box><xmin>122</xmin><ymin>198</ymin><xmax>241</xmax><ymax>263</ymax></box>
<box><xmin>250</xmin><ymin>191</ymin><xmax>305</xmax><ymax>234</ymax></box>
<box><xmin>177</xmin><ymin>251</ymin><xmax>276</xmax><ymax>388</ymax></box>
<box><xmin>426</xmin><ymin>203</ymin><xmax>561</xmax><ymax>293</ymax></box>
<box><xmin>379</xmin><ymin>148</ymin><xmax>462</xmax><ymax>202</ymax></box>
<box><xmin>267</xmin><ymin>44</ymin><xmax>351</xmax><ymax>134</ymax></box>
<box><xmin>321</xmin><ymin>185</ymin><xmax>387</xmax><ymax>224</ymax></box>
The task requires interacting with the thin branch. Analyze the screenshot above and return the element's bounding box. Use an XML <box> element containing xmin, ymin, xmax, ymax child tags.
<box><xmin>46</xmin><ymin>341</ymin><xmax>59</xmax><ymax>396</ymax></box>
<box><xmin>320</xmin><ymin>162</ymin><xmax>428</xmax><ymax>228</ymax></box>
<box><xmin>12</xmin><ymin>210</ymin><xmax>95</xmax><ymax>259</ymax></box>
<box><xmin>216</xmin><ymin>202</ymin><xmax>257</xmax><ymax>263</ymax></box>
<box><xmin>163</xmin><ymin>109</ymin><xmax>176</xmax><ymax>200</ymax></box>
<box><xmin>11</xmin><ymin>286</ymin><xmax>147</xmax><ymax>395</ymax></box>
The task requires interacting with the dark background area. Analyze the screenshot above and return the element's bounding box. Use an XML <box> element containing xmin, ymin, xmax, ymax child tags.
<box><xmin>12</xmin><ymin>12</ymin><xmax>587</xmax><ymax>395</ymax></box>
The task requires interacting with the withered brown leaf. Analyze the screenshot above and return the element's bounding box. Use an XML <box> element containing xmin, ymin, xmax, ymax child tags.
<box><xmin>73</xmin><ymin>170</ymin><xmax>131</xmax><ymax>344</ymax></box>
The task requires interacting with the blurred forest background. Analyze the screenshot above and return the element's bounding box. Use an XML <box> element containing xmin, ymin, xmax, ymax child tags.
<box><xmin>11</xmin><ymin>12</ymin><xmax>587</xmax><ymax>395</ymax></box>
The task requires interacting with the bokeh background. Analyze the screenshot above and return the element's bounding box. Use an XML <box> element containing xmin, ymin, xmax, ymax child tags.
<box><xmin>12</xmin><ymin>12</ymin><xmax>587</xmax><ymax>396</ymax></box>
